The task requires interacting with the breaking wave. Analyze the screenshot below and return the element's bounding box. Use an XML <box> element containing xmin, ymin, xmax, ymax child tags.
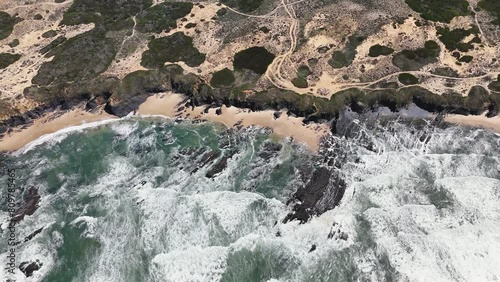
<box><xmin>1</xmin><ymin>112</ymin><xmax>499</xmax><ymax>281</ymax></box>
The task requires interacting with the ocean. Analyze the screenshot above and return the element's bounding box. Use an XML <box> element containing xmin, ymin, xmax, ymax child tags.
<box><xmin>1</xmin><ymin>111</ymin><xmax>500</xmax><ymax>281</ymax></box>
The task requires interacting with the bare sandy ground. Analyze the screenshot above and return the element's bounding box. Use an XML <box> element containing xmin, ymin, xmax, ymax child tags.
<box><xmin>445</xmin><ymin>113</ymin><xmax>500</xmax><ymax>133</ymax></box>
<box><xmin>137</xmin><ymin>92</ymin><xmax>330</xmax><ymax>151</ymax></box>
<box><xmin>0</xmin><ymin>109</ymin><xmax>114</xmax><ymax>152</ymax></box>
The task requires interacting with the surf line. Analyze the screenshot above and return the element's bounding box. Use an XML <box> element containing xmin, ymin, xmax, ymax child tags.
<box><xmin>3</xmin><ymin>164</ymin><xmax>18</xmax><ymax>281</ymax></box>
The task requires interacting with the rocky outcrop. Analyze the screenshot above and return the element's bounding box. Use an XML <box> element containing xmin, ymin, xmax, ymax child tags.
<box><xmin>11</xmin><ymin>186</ymin><xmax>41</xmax><ymax>224</ymax></box>
<box><xmin>19</xmin><ymin>259</ymin><xmax>42</xmax><ymax>277</ymax></box>
<box><xmin>283</xmin><ymin>167</ymin><xmax>346</xmax><ymax>223</ymax></box>
<box><xmin>205</xmin><ymin>151</ymin><xmax>236</xmax><ymax>178</ymax></box>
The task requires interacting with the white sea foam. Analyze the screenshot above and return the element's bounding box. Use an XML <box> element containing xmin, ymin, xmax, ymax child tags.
<box><xmin>150</xmin><ymin>246</ymin><xmax>228</xmax><ymax>282</ymax></box>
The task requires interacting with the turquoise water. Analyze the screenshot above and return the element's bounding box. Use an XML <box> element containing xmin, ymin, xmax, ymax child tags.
<box><xmin>1</xmin><ymin>116</ymin><xmax>500</xmax><ymax>281</ymax></box>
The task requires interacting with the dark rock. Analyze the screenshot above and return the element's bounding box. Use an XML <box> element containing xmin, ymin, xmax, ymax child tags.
<box><xmin>273</xmin><ymin>111</ymin><xmax>281</xmax><ymax>119</ymax></box>
<box><xmin>215</xmin><ymin>108</ymin><xmax>222</xmax><ymax>115</ymax></box>
<box><xmin>19</xmin><ymin>260</ymin><xmax>42</xmax><ymax>277</ymax></box>
<box><xmin>11</xmin><ymin>187</ymin><xmax>41</xmax><ymax>224</ymax></box>
<box><xmin>23</xmin><ymin>227</ymin><xmax>44</xmax><ymax>243</ymax></box>
<box><xmin>308</xmin><ymin>244</ymin><xmax>317</xmax><ymax>252</ymax></box>
<box><xmin>258</xmin><ymin>141</ymin><xmax>282</xmax><ymax>160</ymax></box>
<box><xmin>192</xmin><ymin>150</ymin><xmax>220</xmax><ymax>173</ymax></box>
<box><xmin>284</xmin><ymin>167</ymin><xmax>346</xmax><ymax>224</ymax></box>
<box><xmin>205</xmin><ymin>151</ymin><xmax>235</xmax><ymax>178</ymax></box>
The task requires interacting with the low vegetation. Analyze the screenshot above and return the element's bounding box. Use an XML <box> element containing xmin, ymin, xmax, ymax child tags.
<box><xmin>404</xmin><ymin>0</ymin><xmax>470</xmax><ymax>23</ymax></box>
<box><xmin>141</xmin><ymin>32</ymin><xmax>206</xmax><ymax>68</ymax></box>
<box><xmin>437</xmin><ymin>27</ymin><xmax>480</xmax><ymax>52</ymax></box>
<box><xmin>328</xmin><ymin>36</ymin><xmax>365</xmax><ymax>69</ymax></box>
<box><xmin>60</xmin><ymin>0</ymin><xmax>152</xmax><ymax>28</ymax></box>
<box><xmin>0</xmin><ymin>11</ymin><xmax>21</xmax><ymax>40</ymax></box>
<box><xmin>392</xmin><ymin>40</ymin><xmax>440</xmax><ymax>71</ymax></box>
<box><xmin>368</xmin><ymin>44</ymin><xmax>394</xmax><ymax>57</ymax></box>
<box><xmin>220</xmin><ymin>0</ymin><xmax>264</xmax><ymax>13</ymax></box>
<box><xmin>32</xmin><ymin>29</ymin><xmax>117</xmax><ymax>86</ymax></box>
<box><xmin>0</xmin><ymin>53</ymin><xmax>21</xmax><ymax>69</ymax></box>
<box><xmin>398</xmin><ymin>73</ymin><xmax>419</xmax><ymax>85</ymax></box>
<box><xmin>233</xmin><ymin>47</ymin><xmax>275</xmax><ymax>75</ymax></box>
<box><xmin>210</xmin><ymin>68</ymin><xmax>235</xmax><ymax>88</ymax></box>
<box><xmin>478</xmin><ymin>0</ymin><xmax>500</xmax><ymax>26</ymax></box>
<box><xmin>136</xmin><ymin>2</ymin><xmax>193</xmax><ymax>33</ymax></box>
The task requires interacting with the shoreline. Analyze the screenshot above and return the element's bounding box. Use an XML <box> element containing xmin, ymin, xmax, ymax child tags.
<box><xmin>2</xmin><ymin>93</ymin><xmax>500</xmax><ymax>153</ymax></box>
<box><xmin>136</xmin><ymin>92</ymin><xmax>331</xmax><ymax>151</ymax></box>
<box><xmin>0</xmin><ymin>109</ymin><xmax>115</xmax><ymax>152</ymax></box>
<box><xmin>0</xmin><ymin>92</ymin><xmax>331</xmax><ymax>152</ymax></box>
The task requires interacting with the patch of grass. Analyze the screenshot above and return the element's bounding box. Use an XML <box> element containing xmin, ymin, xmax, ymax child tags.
<box><xmin>478</xmin><ymin>0</ymin><xmax>500</xmax><ymax>26</ymax></box>
<box><xmin>0</xmin><ymin>11</ymin><xmax>22</xmax><ymax>40</ymax></box>
<box><xmin>216</xmin><ymin>8</ymin><xmax>228</xmax><ymax>17</ymax></box>
<box><xmin>404</xmin><ymin>0</ymin><xmax>470</xmax><ymax>23</ymax></box>
<box><xmin>141</xmin><ymin>32</ymin><xmax>205</xmax><ymax>68</ymax></box>
<box><xmin>220</xmin><ymin>0</ymin><xmax>264</xmax><ymax>13</ymax></box>
<box><xmin>0</xmin><ymin>53</ymin><xmax>21</xmax><ymax>69</ymax></box>
<box><xmin>328</xmin><ymin>51</ymin><xmax>349</xmax><ymax>68</ymax></box>
<box><xmin>233</xmin><ymin>46</ymin><xmax>275</xmax><ymax>75</ymax></box>
<box><xmin>488</xmin><ymin>81</ymin><xmax>500</xmax><ymax>92</ymax></box>
<box><xmin>437</xmin><ymin>27</ymin><xmax>479</xmax><ymax>52</ymax></box>
<box><xmin>136</xmin><ymin>2</ymin><xmax>193</xmax><ymax>33</ymax></box>
<box><xmin>60</xmin><ymin>0</ymin><xmax>152</xmax><ymax>28</ymax></box>
<box><xmin>392</xmin><ymin>40</ymin><xmax>440</xmax><ymax>71</ymax></box>
<box><xmin>42</xmin><ymin>30</ymin><xmax>58</xmax><ymax>38</ymax></box>
<box><xmin>297</xmin><ymin>65</ymin><xmax>311</xmax><ymax>77</ymax></box>
<box><xmin>210</xmin><ymin>68</ymin><xmax>235</xmax><ymax>87</ymax></box>
<box><xmin>431</xmin><ymin>67</ymin><xmax>459</xmax><ymax>77</ymax></box>
<box><xmin>292</xmin><ymin>77</ymin><xmax>308</xmax><ymax>88</ymax></box>
<box><xmin>398</xmin><ymin>73</ymin><xmax>419</xmax><ymax>85</ymax></box>
<box><xmin>368</xmin><ymin>44</ymin><xmax>394</xmax><ymax>57</ymax></box>
<box><xmin>8</xmin><ymin>39</ymin><xmax>19</xmax><ymax>48</ymax></box>
<box><xmin>328</xmin><ymin>35</ymin><xmax>365</xmax><ymax>69</ymax></box>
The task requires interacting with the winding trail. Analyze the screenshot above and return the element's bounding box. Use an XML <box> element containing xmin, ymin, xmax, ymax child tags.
<box><xmin>264</xmin><ymin>0</ymin><xmax>301</xmax><ymax>90</ymax></box>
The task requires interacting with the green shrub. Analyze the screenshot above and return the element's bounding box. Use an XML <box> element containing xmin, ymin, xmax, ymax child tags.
<box><xmin>404</xmin><ymin>0</ymin><xmax>470</xmax><ymax>23</ymax></box>
<box><xmin>398</xmin><ymin>73</ymin><xmax>419</xmax><ymax>85</ymax></box>
<box><xmin>292</xmin><ymin>77</ymin><xmax>308</xmax><ymax>88</ymax></box>
<box><xmin>368</xmin><ymin>44</ymin><xmax>394</xmax><ymax>57</ymax></box>
<box><xmin>0</xmin><ymin>11</ymin><xmax>21</xmax><ymax>40</ymax></box>
<box><xmin>0</xmin><ymin>53</ymin><xmax>21</xmax><ymax>69</ymax></box>
<box><xmin>141</xmin><ymin>32</ymin><xmax>205</xmax><ymax>68</ymax></box>
<box><xmin>233</xmin><ymin>47</ymin><xmax>275</xmax><ymax>74</ymax></box>
<box><xmin>210</xmin><ymin>68</ymin><xmax>235</xmax><ymax>87</ymax></box>
<box><xmin>136</xmin><ymin>2</ymin><xmax>193</xmax><ymax>33</ymax></box>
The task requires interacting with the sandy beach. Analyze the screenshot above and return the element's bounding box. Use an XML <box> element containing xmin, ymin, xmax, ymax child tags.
<box><xmin>444</xmin><ymin>113</ymin><xmax>500</xmax><ymax>133</ymax></box>
<box><xmin>0</xmin><ymin>92</ymin><xmax>331</xmax><ymax>152</ymax></box>
<box><xmin>137</xmin><ymin>92</ymin><xmax>331</xmax><ymax>151</ymax></box>
<box><xmin>0</xmin><ymin>109</ymin><xmax>114</xmax><ymax>152</ymax></box>
<box><xmin>3</xmin><ymin>92</ymin><xmax>500</xmax><ymax>153</ymax></box>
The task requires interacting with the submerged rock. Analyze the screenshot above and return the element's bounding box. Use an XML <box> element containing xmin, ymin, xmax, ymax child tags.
<box><xmin>205</xmin><ymin>151</ymin><xmax>236</xmax><ymax>178</ymax></box>
<box><xmin>11</xmin><ymin>186</ymin><xmax>41</xmax><ymax>224</ymax></box>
